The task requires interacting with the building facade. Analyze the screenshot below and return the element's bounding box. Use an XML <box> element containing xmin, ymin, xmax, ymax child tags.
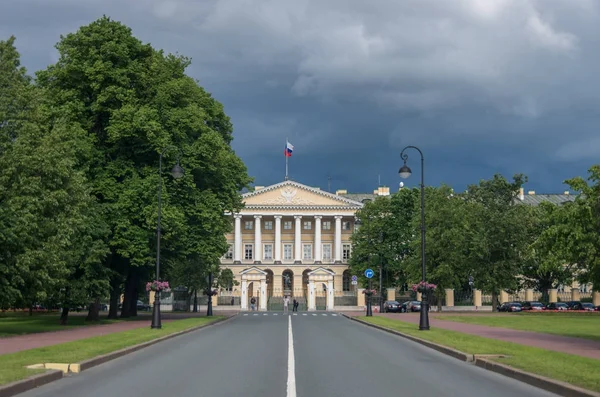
<box><xmin>220</xmin><ymin>180</ymin><xmax>377</xmax><ymax>311</ymax></box>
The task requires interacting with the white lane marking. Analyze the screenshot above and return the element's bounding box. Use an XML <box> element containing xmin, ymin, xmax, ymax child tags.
<box><xmin>263</xmin><ymin>313</ymin><xmax>268</xmax><ymax>316</ymax></box>
<box><xmin>287</xmin><ymin>315</ymin><xmax>296</xmax><ymax>397</ymax></box>
<box><xmin>243</xmin><ymin>314</ymin><xmax>248</xmax><ymax>316</ymax></box>
<box><xmin>302</xmin><ymin>313</ymin><xmax>307</xmax><ymax>316</ymax></box>
<box><xmin>332</xmin><ymin>314</ymin><xmax>338</xmax><ymax>316</ymax></box>
<box><xmin>253</xmin><ymin>314</ymin><xmax>258</xmax><ymax>316</ymax></box>
<box><xmin>273</xmin><ymin>313</ymin><xmax>278</xmax><ymax>316</ymax></box>
<box><xmin>321</xmin><ymin>314</ymin><xmax>327</xmax><ymax>316</ymax></box>
<box><xmin>293</xmin><ymin>313</ymin><xmax>297</xmax><ymax>316</ymax></box>
<box><xmin>312</xmin><ymin>314</ymin><xmax>317</xmax><ymax>316</ymax></box>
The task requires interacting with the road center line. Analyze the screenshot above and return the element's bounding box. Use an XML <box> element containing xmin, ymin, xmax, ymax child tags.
<box><xmin>287</xmin><ymin>315</ymin><xmax>296</xmax><ymax>397</ymax></box>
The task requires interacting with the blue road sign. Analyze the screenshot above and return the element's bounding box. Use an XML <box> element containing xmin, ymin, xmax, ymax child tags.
<box><xmin>351</xmin><ymin>275</ymin><xmax>358</xmax><ymax>282</ymax></box>
<box><xmin>365</xmin><ymin>269</ymin><xmax>374</xmax><ymax>279</ymax></box>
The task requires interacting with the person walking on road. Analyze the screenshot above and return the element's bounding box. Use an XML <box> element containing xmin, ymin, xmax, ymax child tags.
<box><xmin>283</xmin><ymin>296</ymin><xmax>289</xmax><ymax>313</ymax></box>
<box><xmin>292</xmin><ymin>298</ymin><xmax>298</xmax><ymax>312</ymax></box>
<box><xmin>250</xmin><ymin>296</ymin><xmax>256</xmax><ymax>311</ymax></box>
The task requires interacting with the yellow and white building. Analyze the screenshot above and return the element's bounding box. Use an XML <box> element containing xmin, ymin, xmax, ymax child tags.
<box><xmin>220</xmin><ymin>180</ymin><xmax>391</xmax><ymax>311</ymax></box>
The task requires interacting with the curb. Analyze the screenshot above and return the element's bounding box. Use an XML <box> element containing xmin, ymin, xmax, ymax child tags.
<box><xmin>343</xmin><ymin>314</ymin><xmax>473</xmax><ymax>362</ymax></box>
<box><xmin>344</xmin><ymin>315</ymin><xmax>600</xmax><ymax>397</ymax></box>
<box><xmin>0</xmin><ymin>315</ymin><xmax>234</xmax><ymax>397</ymax></box>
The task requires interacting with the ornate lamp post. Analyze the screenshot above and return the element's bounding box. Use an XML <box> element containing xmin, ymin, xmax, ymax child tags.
<box><xmin>206</xmin><ymin>272</ymin><xmax>216</xmax><ymax>317</ymax></box>
<box><xmin>151</xmin><ymin>147</ymin><xmax>184</xmax><ymax>330</ymax></box>
<box><xmin>399</xmin><ymin>145</ymin><xmax>430</xmax><ymax>331</ymax></box>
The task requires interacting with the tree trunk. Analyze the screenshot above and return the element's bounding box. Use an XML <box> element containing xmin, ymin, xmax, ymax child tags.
<box><xmin>60</xmin><ymin>306</ymin><xmax>70</xmax><ymax>325</ymax></box>
<box><xmin>86</xmin><ymin>298</ymin><xmax>100</xmax><ymax>322</ymax></box>
<box><xmin>121</xmin><ymin>271</ymin><xmax>136</xmax><ymax>318</ymax></box>
<box><xmin>29</xmin><ymin>306</ymin><xmax>33</xmax><ymax>316</ymax></box>
<box><xmin>107</xmin><ymin>277</ymin><xmax>120</xmax><ymax>319</ymax></box>
<box><xmin>193</xmin><ymin>289</ymin><xmax>198</xmax><ymax>313</ymax></box>
<box><xmin>491</xmin><ymin>291</ymin><xmax>499</xmax><ymax>311</ymax></box>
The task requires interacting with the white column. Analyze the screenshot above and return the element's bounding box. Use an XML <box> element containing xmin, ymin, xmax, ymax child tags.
<box><xmin>241</xmin><ymin>279</ymin><xmax>248</xmax><ymax>310</ymax></box>
<box><xmin>308</xmin><ymin>280</ymin><xmax>316</xmax><ymax>311</ymax></box>
<box><xmin>254</xmin><ymin>215</ymin><xmax>262</xmax><ymax>263</ymax></box>
<box><xmin>334</xmin><ymin>216</ymin><xmax>343</xmax><ymax>263</ymax></box>
<box><xmin>294</xmin><ymin>215</ymin><xmax>302</xmax><ymax>263</ymax></box>
<box><xmin>314</xmin><ymin>216</ymin><xmax>322</xmax><ymax>263</ymax></box>
<box><xmin>234</xmin><ymin>214</ymin><xmax>242</xmax><ymax>263</ymax></box>
<box><xmin>327</xmin><ymin>279</ymin><xmax>334</xmax><ymax>311</ymax></box>
<box><xmin>274</xmin><ymin>215</ymin><xmax>282</xmax><ymax>263</ymax></box>
<box><xmin>260</xmin><ymin>279</ymin><xmax>267</xmax><ymax>311</ymax></box>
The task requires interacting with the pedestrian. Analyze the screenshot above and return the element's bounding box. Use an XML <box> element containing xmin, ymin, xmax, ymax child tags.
<box><xmin>283</xmin><ymin>296</ymin><xmax>289</xmax><ymax>313</ymax></box>
<box><xmin>250</xmin><ymin>296</ymin><xmax>256</xmax><ymax>311</ymax></box>
<box><xmin>292</xmin><ymin>298</ymin><xmax>298</xmax><ymax>312</ymax></box>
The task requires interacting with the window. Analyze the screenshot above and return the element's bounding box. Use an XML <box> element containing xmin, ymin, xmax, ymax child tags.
<box><xmin>263</xmin><ymin>244</ymin><xmax>273</xmax><ymax>260</ymax></box>
<box><xmin>303</xmin><ymin>244</ymin><xmax>313</xmax><ymax>260</ymax></box>
<box><xmin>224</xmin><ymin>244</ymin><xmax>233</xmax><ymax>260</ymax></box>
<box><xmin>343</xmin><ymin>221</ymin><xmax>352</xmax><ymax>231</ymax></box>
<box><xmin>264</xmin><ymin>221</ymin><xmax>273</xmax><ymax>230</ymax></box>
<box><xmin>342</xmin><ymin>244</ymin><xmax>352</xmax><ymax>261</ymax></box>
<box><xmin>284</xmin><ymin>221</ymin><xmax>292</xmax><ymax>230</ymax></box>
<box><xmin>322</xmin><ymin>221</ymin><xmax>331</xmax><ymax>230</ymax></box>
<box><xmin>283</xmin><ymin>244</ymin><xmax>293</xmax><ymax>260</ymax></box>
<box><xmin>343</xmin><ymin>271</ymin><xmax>351</xmax><ymax>291</ymax></box>
<box><xmin>244</xmin><ymin>221</ymin><xmax>253</xmax><ymax>230</ymax></box>
<box><xmin>244</xmin><ymin>244</ymin><xmax>253</xmax><ymax>260</ymax></box>
<box><xmin>322</xmin><ymin>244</ymin><xmax>332</xmax><ymax>261</ymax></box>
<box><xmin>303</xmin><ymin>221</ymin><xmax>312</xmax><ymax>230</ymax></box>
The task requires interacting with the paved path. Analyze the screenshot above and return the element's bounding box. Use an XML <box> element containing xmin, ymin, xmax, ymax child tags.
<box><xmin>347</xmin><ymin>312</ymin><xmax>600</xmax><ymax>360</ymax></box>
<box><xmin>0</xmin><ymin>312</ymin><xmax>239</xmax><ymax>355</ymax></box>
<box><xmin>17</xmin><ymin>313</ymin><xmax>558</xmax><ymax>397</ymax></box>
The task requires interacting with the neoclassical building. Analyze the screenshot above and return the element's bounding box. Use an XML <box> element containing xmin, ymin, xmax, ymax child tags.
<box><xmin>220</xmin><ymin>180</ymin><xmax>392</xmax><ymax>311</ymax></box>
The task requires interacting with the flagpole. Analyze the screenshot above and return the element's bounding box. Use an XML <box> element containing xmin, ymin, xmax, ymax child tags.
<box><xmin>285</xmin><ymin>138</ymin><xmax>289</xmax><ymax>180</ymax></box>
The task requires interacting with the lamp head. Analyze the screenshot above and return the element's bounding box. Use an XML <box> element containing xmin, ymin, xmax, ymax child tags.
<box><xmin>171</xmin><ymin>162</ymin><xmax>184</xmax><ymax>179</ymax></box>
<box><xmin>398</xmin><ymin>161</ymin><xmax>412</xmax><ymax>179</ymax></box>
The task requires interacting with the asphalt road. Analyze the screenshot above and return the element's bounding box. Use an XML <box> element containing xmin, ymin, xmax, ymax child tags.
<box><xmin>19</xmin><ymin>312</ymin><xmax>560</xmax><ymax>397</ymax></box>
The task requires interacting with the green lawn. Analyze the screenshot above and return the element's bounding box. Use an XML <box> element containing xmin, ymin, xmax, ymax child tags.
<box><xmin>435</xmin><ymin>313</ymin><xmax>600</xmax><ymax>341</ymax></box>
<box><xmin>359</xmin><ymin>316</ymin><xmax>600</xmax><ymax>393</ymax></box>
<box><xmin>0</xmin><ymin>313</ymin><xmax>122</xmax><ymax>337</ymax></box>
<box><xmin>0</xmin><ymin>316</ymin><xmax>222</xmax><ymax>386</ymax></box>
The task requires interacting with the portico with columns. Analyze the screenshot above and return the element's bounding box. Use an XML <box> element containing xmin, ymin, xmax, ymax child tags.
<box><xmin>222</xmin><ymin>180</ymin><xmax>364</xmax><ymax>310</ymax></box>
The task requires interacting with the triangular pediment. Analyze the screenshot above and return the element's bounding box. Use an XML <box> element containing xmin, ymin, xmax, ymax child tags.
<box><xmin>242</xmin><ymin>181</ymin><xmax>363</xmax><ymax>208</ymax></box>
<box><xmin>308</xmin><ymin>267</ymin><xmax>336</xmax><ymax>276</ymax></box>
<box><xmin>239</xmin><ymin>266</ymin><xmax>268</xmax><ymax>276</ymax></box>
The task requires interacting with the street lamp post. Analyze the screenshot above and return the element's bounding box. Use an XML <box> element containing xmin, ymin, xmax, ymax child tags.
<box><xmin>151</xmin><ymin>147</ymin><xmax>184</xmax><ymax>330</ymax></box>
<box><xmin>398</xmin><ymin>145</ymin><xmax>430</xmax><ymax>331</ymax></box>
<box><xmin>366</xmin><ymin>278</ymin><xmax>373</xmax><ymax>316</ymax></box>
<box><xmin>206</xmin><ymin>272</ymin><xmax>214</xmax><ymax>317</ymax></box>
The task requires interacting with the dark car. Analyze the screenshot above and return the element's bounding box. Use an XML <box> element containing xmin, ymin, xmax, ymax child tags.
<box><xmin>118</xmin><ymin>300</ymin><xmax>151</xmax><ymax>312</ymax></box>
<box><xmin>581</xmin><ymin>303</ymin><xmax>595</xmax><ymax>311</ymax></box>
<box><xmin>383</xmin><ymin>301</ymin><xmax>402</xmax><ymax>313</ymax></box>
<box><xmin>521</xmin><ymin>301</ymin><xmax>545</xmax><ymax>311</ymax></box>
<box><xmin>546</xmin><ymin>302</ymin><xmax>568</xmax><ymax>311</ymax></box>
<box><xmin>565</xmin><ymin>301</ymin><xmax>584</xmax><ymax>310</ymax></box>
<box><xmin>497</xmin><ymin>302</ymin><xmax>522</xmax><ymax>312</ymax></box>
<box><xmin>400</xmin><ymin>301</ymin><xmax>421</xmax><ymax>313</ymax></box>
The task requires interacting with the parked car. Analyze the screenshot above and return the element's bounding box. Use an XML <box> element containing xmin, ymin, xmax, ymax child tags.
<box><xmin>383</xmin><ymin>301</ymin><xmax>402</xmax><ymax>313</ymax></box>
<box><xmin>581</xmin><ymin>303</ymin><xmax>595</xmax><ymax>311</ymax></box>
<box><xmin>497</xmin><ymin>302</ymin><xmax>522</xmax><ymax>312</ymax></box>
<box><xmin>400</xmin><ymin>301</ymin><xmax>422</xmax><ymax>313</ymax></box>
<box><xmin>565</xmin><ymin>301</ymin><xmax>585</xmax><ymax>310</ymax></box>
<box><xmin>117</xmin><ymin>300</ymin><xmax>151</xmax><ymax>312</ymax></box>
<box><xmin>546</xmin><ymin>302</ymin><xmax>568</xmax><ymax>311</ymax></box>
<box><xmin>521</xmin><ymin>301</ymin><xmax>545</xmax><ymax>311</ymax></box>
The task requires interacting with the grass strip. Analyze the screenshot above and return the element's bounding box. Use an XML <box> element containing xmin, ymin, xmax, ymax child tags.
<box><xmin>0</xmin><ymin>316</ymin><xmax>222</xmax><ymax>386</ymax></box>
<box><xmin>435</xmin><ymin>313</ymin><xmax>600</xmax><ymax>341</ymax></box>
<box><xmin>0</xmin><ymin>314</ymin><xmax>123</xmax><ymax>337</ymax></box>
<box><xmin>359</xmin><ymin>316</ymin><xmax>600</xmax><ymax>393</ymax></box>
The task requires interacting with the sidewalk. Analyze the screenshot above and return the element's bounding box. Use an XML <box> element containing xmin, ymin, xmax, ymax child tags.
<box><xmin>347</xmin><ymin>312</ymin><xmax>600</xmax><ymax>360</ymax></box>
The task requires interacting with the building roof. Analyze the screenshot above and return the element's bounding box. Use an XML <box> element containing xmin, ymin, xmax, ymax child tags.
<box><xmin>516</xmin><ymin>193</ymin><xmax>576</xmax><ymax>206</ymax></box>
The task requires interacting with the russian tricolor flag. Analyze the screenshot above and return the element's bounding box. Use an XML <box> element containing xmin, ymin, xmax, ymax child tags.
<box><xmin>284</xmin><ymin>141</ymin><xmax>294</xmax><ymax>157</ymax></box>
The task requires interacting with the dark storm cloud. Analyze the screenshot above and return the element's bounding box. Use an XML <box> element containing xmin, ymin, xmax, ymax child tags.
<box><xmin>2</xmin><ymin>0</ymin><xmax>600</xmax><ymax>193</ymax></box>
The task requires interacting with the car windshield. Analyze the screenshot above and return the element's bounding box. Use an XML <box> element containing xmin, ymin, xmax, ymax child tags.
<box><xmin>412</xmin><ymin>301</ymin><xmax>421</xmax><ymax>305</ymax></box>
<box><xmin>582</xmin><ymin>303</ymin><xmax>593</xmax><ymax>307</ymax></box>
<box><xmin>531</xmin><ymin>303</ymin><xmax>543</xmax><ymax>306</ymax></box>
<box><xmin>387</xmin><ymin>301</ymin><xmax>399</xmax><ymax>305</ymax></box>
<box><xmin>557</xmin><ymin>303</ymin><xmax>567</xmax><ymax>306</ymax></box>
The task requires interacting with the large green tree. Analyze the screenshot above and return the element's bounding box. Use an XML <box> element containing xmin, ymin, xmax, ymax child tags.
<box><xmin>463</xmin><ymin>174</ymin><xmax>530</xmax><ymax>308</ymax></box>
<box><xmin>349</xmin><ymin>188</ymin><xmax>419</xmax><ymax>290</ymax></box>
<box><xmin>37</xmin><ymin>17</ymin><xmax>250</xmax><ymax>318</ymax></box>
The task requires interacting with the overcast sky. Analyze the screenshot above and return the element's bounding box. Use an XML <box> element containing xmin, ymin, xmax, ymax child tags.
<box><xmin>2</xmin><ymin>0</ymin><xmax>599</xmax><ymax>194</ymax></box>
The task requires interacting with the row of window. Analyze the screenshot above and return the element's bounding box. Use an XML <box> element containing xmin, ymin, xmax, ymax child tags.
<box><xmin>243</xmin><ymin>220</ymin><xmax>353</xmax><ymax>231</ymax></box>
<box><xmin>224</xmin><ymin>243</ymin><xmax>352</xmax><ymax>261</ymax></box>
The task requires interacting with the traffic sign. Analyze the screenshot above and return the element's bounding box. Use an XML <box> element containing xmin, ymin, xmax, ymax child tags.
<box><xmin>364</xmin><ymin>269</ymin><xmax>374</xmax><ymax>279</ymax></box>
<box><xmin>351</xmin><ymin>275</ymin><xmax>358</xmax><ymax>282</ymax></box>
<box><xmin>351</xmin><ymin>280</ymin><xmax>358</xmax><ymax>285</ymax></box>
